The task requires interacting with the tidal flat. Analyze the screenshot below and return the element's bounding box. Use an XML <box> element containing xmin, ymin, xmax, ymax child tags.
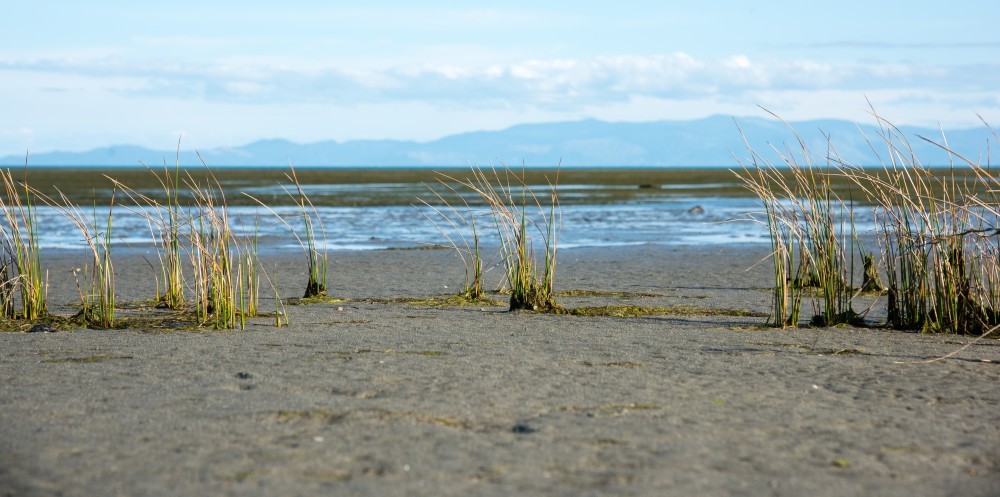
<box><xmin>1</xmin><ymin>244</ymin><xmax>998</xmax><ymax>496</ymax></box>
<box><xmin>21</xmin><ymin>166</ymin><xmax>988</xmax><ymax>208</ymax></box>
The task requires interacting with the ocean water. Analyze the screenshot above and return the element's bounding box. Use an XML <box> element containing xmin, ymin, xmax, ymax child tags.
<box><xmin>27</xmin><ymin>194</ymin><xmax>880</xmax><ymax>252</ymax></box>
<box><xmin>9</xmin><ymin>167</ymin><xmax>890</xmax><ymax>252</ymax></box>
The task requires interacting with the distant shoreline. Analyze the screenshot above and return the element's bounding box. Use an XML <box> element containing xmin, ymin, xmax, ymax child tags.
<box><xmin>3</xmin><ymin>116</ymin><xmax>993</xmax><ymax>168</ymax></box>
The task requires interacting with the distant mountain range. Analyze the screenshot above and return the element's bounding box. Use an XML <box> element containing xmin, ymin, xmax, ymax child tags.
<box><xmin>3</xmin><ymin>116</ymin><xmax>995</xmax><ymax>168</ymax></box>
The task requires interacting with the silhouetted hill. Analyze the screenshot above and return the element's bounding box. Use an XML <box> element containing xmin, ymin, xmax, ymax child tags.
<box><xmin>3</xmin><ymin>116</ymin><xmax>993</xmax><ymax>167</ymax></box>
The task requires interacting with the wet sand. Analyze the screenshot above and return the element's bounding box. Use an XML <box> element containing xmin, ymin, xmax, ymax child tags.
<box><xmin>1</xmin><ymin>244</ymin><xmax>998</xmax><ymax>496</ymax></box>
<box><xmin>19</xmin><ymin>166</ymin><xmax>980</xmax><ymax>207</ymax></box>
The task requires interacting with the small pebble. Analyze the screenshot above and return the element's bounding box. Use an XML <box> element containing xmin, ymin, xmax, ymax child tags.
<box><xmin>511</xmin><ymin>423</ymin><xmax>535</xmax><ymax>434</ymax></box>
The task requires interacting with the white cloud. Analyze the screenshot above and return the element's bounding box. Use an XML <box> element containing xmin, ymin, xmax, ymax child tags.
<box><xmin>3</xmin><ymin>50</ymin><xmax>999</xmax><ymax>154</ymax></box>
<box><xmin>6</xmin><ymin>51</ymin><xmax>998</xmax><ymax>109</ymax></box>
<box><xmin>724</xmin><ymin>55</ymin><xmax>753</xmax><ymax>70</ymax></box>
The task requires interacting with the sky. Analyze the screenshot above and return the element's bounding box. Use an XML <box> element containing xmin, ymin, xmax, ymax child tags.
<box><xmin>2</xmin><ymin>1</ymin><xmax>998</xmax><ymax>155</ymax></box>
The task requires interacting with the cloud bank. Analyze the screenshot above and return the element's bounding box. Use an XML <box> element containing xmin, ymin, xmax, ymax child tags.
<box><xmin>3</xmin><ymin>52</ymin><xmax>996</xmax><ymax>109</ymax></box>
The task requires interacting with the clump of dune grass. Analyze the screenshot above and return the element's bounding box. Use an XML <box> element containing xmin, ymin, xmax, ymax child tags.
<box><xmin>455</xmin><ymin>163</ymin><xmax>561</xmax><ymax>312</ymax></box>
<box><xmin>246</xmin><ymin>166</ymin><xmax>329</xmax><ymax>300</ymax></box>
<box><xmin>290</xmin><ymin>168</ymin><xmax>328</xmax><ymax>299</ymax></box>
<box><xmin>735</xmin><ymin>113</ymin><xmax>860</xmax><ymax>328</ymax></box>
<box><xmin>116</xmin><ymin>155</ymin><xmax>278</xmax><ymax>328</ymax></box>
<box><xmin>186</xmin><ymin>169</ymin><xmax>242</xmax><ymax>328</ymax></box>
<box><xmin>417</xmin><ymin>173</ymin><xmax>488</xmax><ymax>302</ymax></box>
<box><xmin>738</xmin><ymin>105</ymin><xmax>1000</xmax><ymax>335</ymax></box>
<box><xmin>840</xmin><ymin>108</ymin><xmax>1000</xmax><ymax>334</ymax></box>
<box><xmin>7</xmin><ymin>147</ymin><xmax>287</xmax><ymax>330</ymax></box>
<box><xmin>112</xmin><ymin>153</ymin><xmax>273</xmax><ymax>329</ymax></box>
<box><xmin>0</xmin><ymin>167</ymin><xmax>47</xmax><ymax>320</ymax></box>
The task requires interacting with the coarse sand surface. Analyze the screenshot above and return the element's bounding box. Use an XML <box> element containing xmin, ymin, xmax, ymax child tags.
<box><xmin>1</xmin><ymin>244</ymin><xmax>998</xmax><ymax>496</ymax></box>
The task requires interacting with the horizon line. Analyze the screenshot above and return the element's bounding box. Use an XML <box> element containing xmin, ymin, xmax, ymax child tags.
<box><xmin>4</xmin><ymin>114</ymin><xmax>995</xmax><ymax>159</ymax></box>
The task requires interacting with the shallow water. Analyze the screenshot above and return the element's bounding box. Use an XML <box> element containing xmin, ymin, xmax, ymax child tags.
<box><xmin>14</xmin><ymin>166</ymin><xmax>883</xmax><ymax>251</ymax></box>
<box><xmin>28</xmin><ymin>196</ymin><xmax>882</xmax><ymax>252</ymax></box>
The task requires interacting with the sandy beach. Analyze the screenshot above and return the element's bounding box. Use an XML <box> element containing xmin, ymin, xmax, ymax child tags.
<box><xmin>1</xmin><ymin>243</ymin><xmax>998</xmax><ymax>496</ymax></box>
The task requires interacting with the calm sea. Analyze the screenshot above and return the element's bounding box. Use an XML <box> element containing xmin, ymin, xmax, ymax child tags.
<box><xmin>14</xmin><ymin>167</ymin><xmax>877</xmax><ymax>252</ymax></box>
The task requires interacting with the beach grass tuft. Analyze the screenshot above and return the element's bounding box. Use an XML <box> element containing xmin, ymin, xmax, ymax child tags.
<box><xmin>185</xmin><ymin>164</ymin><xmax>260</xmax><ymax>329</ymax></box>
<box><xmin>839</xmin><ymin>109</ymin><xmax>1000</xmax><ymax>334</ymax></box>
<box><xmin>109</xmin><ymin>154</ymin><xmax>275</xmax><ymax>329</ymax></box>
<box><xmin>737</xmin><ymin>106</ymin><xmax>1000</xmax><ymax>334</ymax></box>
<box><xmin>453</xmin><ymin>163</ymin><xmax>562</xmax><ymax>312</ymax></box>
<box><xmin>287</xmin><ymin>167</ymin><xmax>328</xmax><ymax>298</ymax></box>
<box><xmin>247</xmin><ymin>166</ymin><xmax>329</xmax><ymax>300</ymax></box>
<box><xmin>0</xmin><ymin>167</ymin><xmax>47</xmax><ymax>320</ymax></box>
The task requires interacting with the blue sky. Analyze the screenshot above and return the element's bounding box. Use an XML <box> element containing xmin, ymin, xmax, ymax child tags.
<box><xmin>2</xmin><ymin>1</ymin><xmax>998</xmax><ymax>155</ymax></box>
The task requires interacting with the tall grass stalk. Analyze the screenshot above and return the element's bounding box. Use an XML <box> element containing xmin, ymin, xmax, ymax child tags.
<box><xmin>153</xmin><ymin>151</ymin><xmax>186</xmax><ymax>309</ymax></box>
<box><xmin>237</xmin><ymin>213</ymin><xmax>261</xmax><ymax>318</ymax></box>
<box><xmin>46</xmin><ymin>189</ymin><xmax>117</xmax><ymax>327</ymax></box>
<box><xmin>107</xmin><ymin>149</ymin><xmax>186</xmax><ymax>309</ymax></box>
<box><xmin>0</xmin><ymin>167</ymin><xmax>47</xmax><ymax>320</ymax></box>
<box><xmin>417</xmin><ymin>175</ymin><xmax>486</xmax><ymax>300</ymax></box>
<box><xmin>262</xmin><ymin>263</ymin><xmax>288</xmax><ymax>327</ymax></box>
